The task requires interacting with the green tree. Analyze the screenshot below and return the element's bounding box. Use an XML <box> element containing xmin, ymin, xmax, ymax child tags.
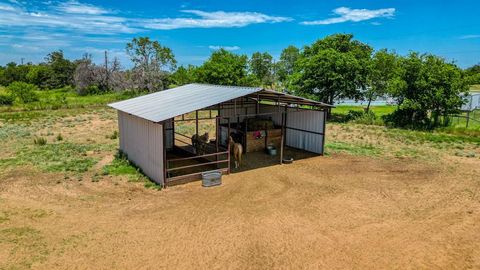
<box><xmin>0</xmin><ymin>62</ymin><xmax>32</xmax><ymax>86</ymax></box>
<box><xmin>196</xmin><ymin>49</ymin><xmax>250</xmax><ymax>86</ymax></box>
<box><xmin>291</xmin><ymin>34</ymin><xmax>373</xmax><ymax>107</ymax></box>
<box><xmin>465</xmin><ymin>64</ymin><xmax>480</xmax><ymax>85</ymax></box>
<box><xmin>7</xmin><ymin>81</ymin><xmax>39</xmax><ymax>103</ymax></box>
<box><xmin>276</xmin><ymin>45</ymin><xmax>300</xmax><ymax>84</ymax></box>
<box><xmin>387</xmin><ymin>53</ymin><xmax>468</xmax><ymax>128</ymax></box>
<box><xmin>171</xmin><ymin>65</ymin><xmax>198</xmax><ymax>86</ymax></box>
<box><xmin>249</xmin><ymin>52</ymin><xmax>273</xmax><ymax>86</ymax></box>
<box><xmin>26</xmin><ymin>64</ymin><xmax>53</xmax><ymax>89</ymax></box>
<box><xmin>44</xmin><ymin>51</ymin><xmax>76</xmax><ymax>89</ymax></box>
<box><xmin>365</xmin><ymin>49</ymin><xmax>399</xmax><ymax>112</ymax></box>
<box><xmin>126</xmin><ymin>37</ymin><xmax>176</xmax><ymax>92</ymax></box>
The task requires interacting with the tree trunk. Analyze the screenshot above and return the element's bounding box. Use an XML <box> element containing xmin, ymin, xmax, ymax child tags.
<box><xmin>365</xmin><ymin>95</ymin><xmax>373</xmax><ymax>113</ymax></box>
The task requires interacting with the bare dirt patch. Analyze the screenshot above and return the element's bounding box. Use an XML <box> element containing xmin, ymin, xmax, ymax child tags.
<box><xmin>1</xmin><ymin>154</ymin><xmax>479</xmax><ymax>269</ymax></box>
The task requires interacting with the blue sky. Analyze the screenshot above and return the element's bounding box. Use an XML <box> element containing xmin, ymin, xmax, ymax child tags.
<box><xmin>0</xmin><ymin>0</ymin><xmax>479</xmax><ymax>68</ymax></box>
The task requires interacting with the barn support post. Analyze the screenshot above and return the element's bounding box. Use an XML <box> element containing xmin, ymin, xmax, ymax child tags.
<box><xmin>195</xmin><ymin>110</ymin><xmax>199</xmax><ymax>136</ymax></box>
<box><xmin>215</xmin><ymin>116</ymin><xmax>219</xmax><ymax>167</ymax></box>
<box><xmin>227</xmin><ymin>117</ymin><xmax>231</xmax><ymax>174</ymax></box>
<box><xmin>162</xmin><ymin>122</ymin><xmax>167</xmax><ymax>188</ymax></box>
<box><xmin>321</xmin><ymin>109</ymin><xmax>327</xmax><ymax>155</ymax></box>
<box><xmin>280</xmin><ymin>112</ymin><xmax>285</xmax><ymax>164</ymax></box>
<box><xmin>284</xmin><ymin>105</ymin><xmax>288</xmax><ymax>145</ymax></box>
<box><xmin>466</xmin><ymin>111</ymin><xmax>470</xmax><ymax>128</ymax></box>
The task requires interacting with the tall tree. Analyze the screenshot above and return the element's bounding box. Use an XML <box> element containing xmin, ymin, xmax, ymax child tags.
<box><xmin>364</xmin><ymin>49</ymin><xmax>399</xmax><ymax>112</ymax></box>
<box><xmin>196</xmin><ymin>49</ymin><xmax>250</xmax><ymax>86</ymax></box>
<box><xmin>387</xmin><ymin>53</ymin><xmax>468</xmax><ymax>128</ymax></box>
<box><xmin>126</xmin><ymin>37</ymin><xmax>176</xmax><ymax>92</ymax></box>
<box><xmin>171</xmin><ymin>65</ymin><xmax>198</xmax><ymax>86</ymax></box>
<box><xmin>276</xmin><ymin>45</ymin><xmax>300</xmax><ymax>84</ymax></box>
<box><xmin>44</xmin><ymin>50</ymin><xmax>76</xmax><ymax>89</ymax></box>
<box><xmin>249</xmin><ymin>52</ymin><xmax>274</xmax><ymax>86</ymax></box>
<box><xmin>291</xmin><ymin>34</ymin><xmax>373</xmax><ymax>107</ymax></box>
<box><xmin>465</xmin><ymin>64</ymin><xmax>480</xmax><ymax>85</ymax></box>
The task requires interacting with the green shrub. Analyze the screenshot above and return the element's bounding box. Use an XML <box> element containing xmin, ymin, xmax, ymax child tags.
<box><xmin>7</xmin><ymin>82</ymin><xmax>39</xmax><ymax>103</ymax></box>
<box><xmin>345</xmin><ymin>110</ymin><xmax>381</xmax><ymax>125</ymax></box>
<box><xmin>106</xmin><ymin>130</ymin><xmax>118</xmax><ymax>140</ymax></box>
<box><xmin>345</xmin><ymin>110</ymin><xmax>364</xmax><ymax>121</ymax></box>
<box><xmin>56</xmin><ymin>133</ymin><xmax>63</xmax><ymax>141</ymax></box>
<box><xmin>33</xmin><ymin>137</ymin><xmax>47</xmax><ymax>146</ymax></box>
<box><xmin>0</xmin><ymin>94</ymin><xmax>14</xmax><ymax>105</ymax></box>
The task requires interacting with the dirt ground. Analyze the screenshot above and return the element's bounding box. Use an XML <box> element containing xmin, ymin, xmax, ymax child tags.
<box><xmin>1</xmin><ymin>155</ymin><xmax>479</xmax><ymax>269</ymax></box>
<box><xmin>1</xmin><ymin>109</ymin><xmax>480</xmax><ymax>269</ymax></box>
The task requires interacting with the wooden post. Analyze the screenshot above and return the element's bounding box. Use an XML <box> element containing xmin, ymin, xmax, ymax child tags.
<box><xmin>227</xmin><ymin>117</ymin><xmax>231</xmax><ymax>174</ymax></box>
<box><xmin>172</xmin><ymin>118</ymin><xmax>175</xmax><ymax>150</ymax></box>
<box><xmin>195</xmin><ymin>110</ymin><xmax>199</xmax><ymax>136</ymax></box>
<box><xmin>215</xmin><ymin>117</ymin><xmax>219</xmax><ymax>167</ymax></box>
<box><xmin>284</xmin><ymin>105</ymin><xmax>288</xmax><ymax>144</ymax></box>
<box><xmin>466</xmin><ymin>111</ymin><xmax>470</xmax><ymax>128</ymax></box>
<box><xmin>280</xmin><ymin>112</ymin><xmax>285</xmax><ymax>164</ymax></box>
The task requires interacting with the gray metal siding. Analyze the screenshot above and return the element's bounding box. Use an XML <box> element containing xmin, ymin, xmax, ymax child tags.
<box><xmin>462</xmin><ymin>93</ymin><xmax>480</xmax><ymax>111</ymax></box>
<box><xmin>118</xmin><ymin>111</ymin><xmax>164</xmax><ymax>185</ymax></box>
<box><xmin>285</xmin><ymin>109</ymin><xmax>325</xmax><ymax>154</ymax></box>
<box><xmin>260</xmin><ymin>104</ymin><xmax>325</xmax><ymax>154</ymax></box>
<box><xmin>219</xmin><ymin>102</ymin><xmax>256</xmax><ymax>124</ymax></box>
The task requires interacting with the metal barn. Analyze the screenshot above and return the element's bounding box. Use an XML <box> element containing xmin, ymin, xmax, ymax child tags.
<box><xmin>462</xmin><ymin>93</ymin><xmax>480</xmax><ymax>111</ymax></box>
<box><xmin>109</xmin><ymin>84</ymin><xmax>332</xmax><ymax>187</ymax></box>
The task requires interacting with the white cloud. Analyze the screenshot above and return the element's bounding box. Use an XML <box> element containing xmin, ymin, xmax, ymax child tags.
<box><xmin>208</xmin><ymin>45</ymin><xmax>240</xmax><ymax>51</ymax></box>
<box><xmin>301</xmin><ymin>7</ymin><xmax>395</xmax><ymax>25</ymax></box>
<box><xmin>140</xmin><ymin>10</ymin><xmax>292</xmax><ymax>30</ymax></box>
<box><xmin>0</xmin><ymin>3</ymin><xmax>15</xmax><ymax>11</ymax></box>
<box><xmin>57</xmin><ymin>1</ymin><xmax>111</xmax><ymax>15</ymax></box>
<box><xmin>459</xmin><ymin>35</ymin><xmax>480</xmax><ymax>40</ymax></box>
<box><xmin>0</xmin><ymin>2</ymin><xmax>291</xmax><ymax>34</ymax></box>
<box><xmin>0</xmin><ymin>2</ymin><xmax>139</xmax><ymax>34</ymax></box>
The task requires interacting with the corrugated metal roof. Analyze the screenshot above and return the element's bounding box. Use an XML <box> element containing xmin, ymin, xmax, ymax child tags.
<box><xmin>108</xmin><ymin>84</ymin><xmax>262</xmax><ymax>122</ymax></box>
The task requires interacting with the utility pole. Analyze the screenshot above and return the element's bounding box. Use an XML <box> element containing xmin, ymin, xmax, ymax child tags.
<box><xmin>104</xmin><ymin>51</ymin><xmax>109</xmax><ymax>90</ymax></box>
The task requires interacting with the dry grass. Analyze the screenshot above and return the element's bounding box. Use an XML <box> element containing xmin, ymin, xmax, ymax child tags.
<box><xmin>0</xmin><ymin>108</ymin><xmax>479</xmax><ymax>269</ymax></box>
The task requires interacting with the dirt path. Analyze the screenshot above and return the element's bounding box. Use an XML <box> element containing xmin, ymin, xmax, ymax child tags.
<box><xmin>1</xmin><ymin>154</ymin><xmax>479</xmax><ymax>269</ymax></box>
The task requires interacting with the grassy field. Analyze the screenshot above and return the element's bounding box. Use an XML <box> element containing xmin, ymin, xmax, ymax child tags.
<box><xmin>0</xmin><ymin>94</ymin><xmax>479</xmax><ymax>268</ymax></box>
<box><xmin>0</xmin><ymin>87</ymin><xmax>142</xmax><ymax>112</ymax></box>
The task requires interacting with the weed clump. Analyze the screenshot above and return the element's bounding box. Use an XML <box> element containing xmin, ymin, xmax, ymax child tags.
<box><xmin>106</xmin><ymin>130</ymin><xmax>118</xmax><ymax>140</ymax></box>
<box><xmin>33</xmin><ymin>137</ymin><xmax>47</xmax><ymax>146</ymax></box>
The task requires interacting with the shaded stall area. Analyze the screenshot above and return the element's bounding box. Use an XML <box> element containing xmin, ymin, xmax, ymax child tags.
<box><xmin>109</xmin><ymin>84</ymin><xmax>332</xmax><ymax>187</ymax></box>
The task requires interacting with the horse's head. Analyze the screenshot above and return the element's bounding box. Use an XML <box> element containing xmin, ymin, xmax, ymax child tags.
<box><xmin>202</xmin><ymin>132</ymin><xmax>210</xmax><ymax>143</ymax></box>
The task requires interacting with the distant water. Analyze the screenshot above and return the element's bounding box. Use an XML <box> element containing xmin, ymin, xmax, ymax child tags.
<box><xmin>334</xmin><ymin>99</ymin><xmax>390</xmax><ymax>106</ymax></box>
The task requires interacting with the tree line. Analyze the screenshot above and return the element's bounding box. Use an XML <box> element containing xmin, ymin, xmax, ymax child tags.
<box><xmin>0</xmin><ymin>34</ymin><xmax>478</xmax><ymax>129</ymax></box>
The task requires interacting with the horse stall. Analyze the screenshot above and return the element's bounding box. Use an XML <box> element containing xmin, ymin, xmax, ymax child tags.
<box><xmin>109</xmin><ymin>84</ymin><xmax>331</xmax><ymax>187</ymax></box>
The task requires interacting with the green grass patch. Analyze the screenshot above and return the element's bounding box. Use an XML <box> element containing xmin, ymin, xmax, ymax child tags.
<box><xmin>386</xmin><ymin>128</ymin><xmax>480</xmax><ymax>145</ymax></box>
<box><xmin>102</xmin><ymin>151</ymin><xmax>162</xmax><ymax>190</ymax></box>
<box><xmin>0</xmin><ymin>123</ymin><xmax>31</xmax><ymax>139</ymax></box>
<box><xmin>325</xmin><ymin>141</ymin><xmax>382</xmax><ymax>156</ymax></box>
<box><xmin>0</xmin><ymin>226</ymin><xmax>49</xmax><ymax>269</ymax></box>
<box><xmin>332</xmin><ymin>105</ymin><xmax>396</xmax><ymax>117</ymax></box>
<box><xmin>0</xmin><ymin>89</ymin><xmax>143</xmax><ymax>112</ymax></box>
<box><xmin>8</xmin><ymin>143</ymin><xmax>99</xmax><ymax>173</ymax></box>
